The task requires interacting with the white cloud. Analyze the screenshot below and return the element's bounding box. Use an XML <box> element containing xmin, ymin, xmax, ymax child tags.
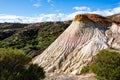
<box><xmin>72</xmin><ymin>6</ymin><xmax>120</xmax><ymax>16</ymax></box>
<box><xmin>0</xmin><ymin>6</ymin><xmax>120</xmax><ymax>23</ymax></box>
<box><xmin>90</xmin><ymin>7</ymin><xmax>120</xmax><ymax>16</ymax></box>
<box><xmin>33</xmin><ymin>3</ymin><xmax>41</xmax><ymax>7</ymax></box>
<box><xmin>0</xmin><ymin>14</ymin><xmax>66</xmax><ymax>23</ymax></box>
<box><xmin>73</xmin><ymin>6</ymin><xmax>91</xmax><ymax>11</ymax></box>
<box><xmin>31</xmin><ymin>0</ymin><xmax>41</xmax><ymax>8</ymax></box>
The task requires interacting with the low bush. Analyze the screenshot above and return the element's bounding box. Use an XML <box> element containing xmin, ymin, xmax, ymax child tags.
<box><xmin>0</xmin><ymin>48</ymin><xmax>45</xmax><ymax>80</ymax></box>
<box><xmin>81</xmin><ymin>50</ymin><xmax>120</xmax><ymax>80</ymax></box>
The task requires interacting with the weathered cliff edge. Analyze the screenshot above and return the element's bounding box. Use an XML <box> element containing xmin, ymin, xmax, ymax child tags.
<box><xmin>33</xmin><ymin>14</ymin><xmax>120</xmax><ymax>78</ymax></box>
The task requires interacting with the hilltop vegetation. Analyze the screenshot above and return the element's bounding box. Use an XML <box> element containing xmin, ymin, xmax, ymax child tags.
<box><xmin>0</xmin><ymin>21</ymin><xmax>71</xmax><ymax>57</ymax></box>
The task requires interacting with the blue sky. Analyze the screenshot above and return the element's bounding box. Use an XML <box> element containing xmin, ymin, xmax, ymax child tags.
<box><xmin>0</xmin><ymin>0</ymin><xmax>120</xmax><ymax>23</ymax></box>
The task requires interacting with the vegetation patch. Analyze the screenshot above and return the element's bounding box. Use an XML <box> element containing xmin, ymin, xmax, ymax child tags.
<box><xmin>0</xmin><ymin>48</ymin><xmax>45</xmax><ymax>80</ymax></box>
<box><xmin>81</xmin><ymin>50</ymin><xmax>120</xmax><ymax>80</ymax></box>
<box><xmin>0</xmin><ymin>21</ymin><xmax>70</xmax><ymax>57</ymax></box>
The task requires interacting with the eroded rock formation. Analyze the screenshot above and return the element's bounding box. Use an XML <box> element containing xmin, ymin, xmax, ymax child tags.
<box><xmin>112</xmin><ymin>14</ymin><xmax>120</xmax><ymax>23</ymax></box>
<box><xmin>33</xmin><ymin>14</ymin><xmax>120</xmax><ymax>75</ymax></box>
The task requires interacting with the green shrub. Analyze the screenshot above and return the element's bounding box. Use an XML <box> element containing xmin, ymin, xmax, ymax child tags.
<box><xmin>0</xmin><ymin>48</ymin><xmax>45</xmax><ymax>80</ymax></box>
<box><xmin>22</xmin><ymin>64</ymin><xmax>45</xmax><ymax>80</ymax></box>
<box><xmin>81</xmin><ymin>66</ymin><xmax>90</xmax><ymax>74</ymax></box>
<box><xmin>81</xmin><ymin>50</ymin><xmax>120</xmax><ymax>80</ymax></box>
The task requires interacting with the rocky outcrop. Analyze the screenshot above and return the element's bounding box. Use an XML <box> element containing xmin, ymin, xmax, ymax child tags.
<box><xmin>106</xmin><ymin>23</ymin><xmax>120</xmax><ymax>50</ymax></box>
<box><xmin>81</xmin><ymin>14</ymin><xmax>112</xmax><ymax>27</ymax></box>
<box><xmin>33</xmin><ymin>14</ymin><xmax>120</xmax><ymax>76</ymax></box>
<box><xmin>112</xmin><ymin>14</ymin><xmax>120</xmax><ymax>23</ymax></box>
